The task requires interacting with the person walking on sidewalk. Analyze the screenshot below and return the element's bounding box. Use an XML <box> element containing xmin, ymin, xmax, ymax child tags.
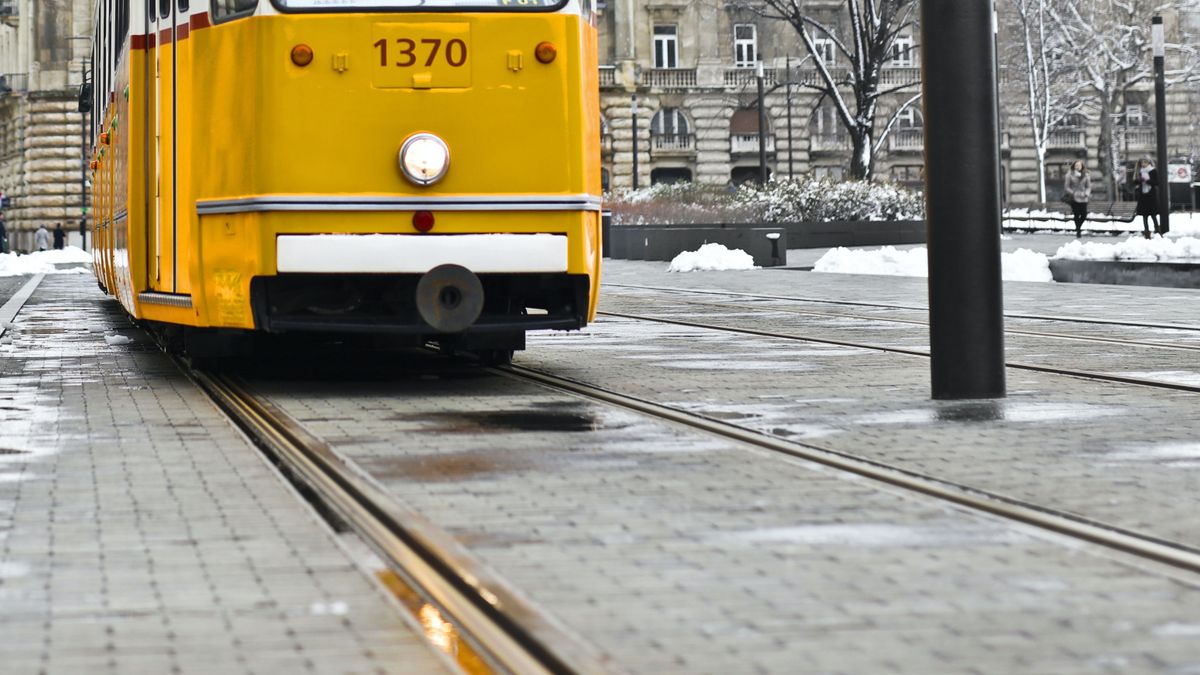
<box><xmin>34</xmin><ymin>224</ymin><xmax>50</xmax><ymax>251</ymax></box>
<box><xmin>1135</xmin><ymin>158</ymin><xmax>1161</xmax><ymax>239</ymax></box>
<box><xmin>0</xmin><ymin>219</ymin><xmax>7</xmax><ymax>254</ymax></box>
<box><xmin>52</xmin><ymin>223</ymin><xmax>65</xmax><ymax>250</ymax></box>
<box><xmin>1064</xmin><ymin>160</ymin><xmax>1091</xmax><ymax>239</ymax></box>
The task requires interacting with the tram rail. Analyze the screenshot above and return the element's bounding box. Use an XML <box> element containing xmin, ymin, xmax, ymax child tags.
<box><xmin>604</xmin><ymin>283</ymin><xmax>1200</xmax><ymax>334</ymax></box>
<box><xmin>188</xmin><ymin>366</ymin><xmax>607</xmax><ymax>675</ymax></box>
<box><xmin>498</xmin><ymin>363</ymin><xmax>1200</xmax><ymax>576</ymax></box>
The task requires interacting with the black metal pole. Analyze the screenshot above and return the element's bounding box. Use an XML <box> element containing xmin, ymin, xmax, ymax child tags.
<box><xmin>80</xmin><ymin>59</ymin><xmax>89</xmax><ymax>251</ymax></box>
<box><xmin>631</xmin><ymin>94</ymin><xmax>640</xmax><ymax>188</ymax></box>
<box><xmin>786</xmin><ymin>55</ymin><xmax>794</xmax><ymax>179</ymax></box>
<box><xmin>756</xmin><ymin>62</ymin><xmax>768</xmax><ymax>184</ymax></box>
<box><xmin>1152</xmin><ymin>16</ymin><xmax>1170</xmax><ymax>234</ymax></box>
<box><xmin>920</xmin><ymin>0</ymin><xmax>1006</xmax><ymax>400</ymax></box>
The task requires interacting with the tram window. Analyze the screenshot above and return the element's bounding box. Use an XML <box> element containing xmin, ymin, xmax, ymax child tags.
<box><xmin>161</xmin><ymin>0</ymin><xmax>171</xmax><ymax>18</ymax></box>
<box><xmin>179</xmin><ymin>0</ymin><xmax>189</xmax><ymax>11</ymax></box>
<box><xmin>212</xmin><ymin>0</ymin><xmax>256</xmax><ymax>21</ymax></box>
<box><xmin>118</xmin><ymin>0</ymin><xmax>129</xmax><ymax>48</ymax></box>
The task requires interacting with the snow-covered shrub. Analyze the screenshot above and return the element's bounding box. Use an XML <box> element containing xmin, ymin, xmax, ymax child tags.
<box><xmin>732</xmin><ymin>178</ymin><xmax>924</xmax><ymax>222</ymax></box>
<box><xmin>606</xmin><ymin>177</ymin><xmax>924</xmax><ymax>225</ymax></box>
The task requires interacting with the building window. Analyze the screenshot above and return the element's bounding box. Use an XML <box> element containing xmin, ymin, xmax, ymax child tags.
<box><xmin>1125</xmin><ymin>104</ymin><xmax>1149</xmax><ymax>127</ymax></box>
<box><xmin>734</xmin><ymin>24</ymin><xmax>757</xmax><ymax>68</ymax></box>
<box><xmin>897</xmin><ymin>107</ymin><xmax>921</xmax><ymax>128</ymax></box>
<box><xmin>810</xmin><ymin>103</ymin><xmax>839</xmax><ymax>137</ymax></box>
<box><xmin>653</xmin><ymin>25</ymin><xmax>678</xmax><ymax>69</ymax></box>
<box><xmin>651</xmin><ymin>108</ymin><xmax>691</xmax><ymax>149</ymax></box>
<box><xmin>890</xmin><ymin>165</ymin><xmax>923</xmax><ymax>185</ymax></box>
<box><xmin>891</xmin><ymin>36</ymin><xmax>915</xmax><ymax>67</ymax></box>
<box><xmin>813</xmin><ymin>38</ymin><xmax>836</xmax><ymax>67</ymax></box>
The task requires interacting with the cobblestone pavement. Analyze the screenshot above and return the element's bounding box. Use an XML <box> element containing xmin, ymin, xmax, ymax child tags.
<box><xmin>0</xmin><ymin>276</ymin><xmax>452</xmax><ymax>674</ymax></box>
<box><xmin>578</xmin><ymin>261</ymin><xmax>1200</xmax><ymax>547</ymax></box>
<box><xmin>251</xmin><ymin>351</ymin><xmax>1200</xmax><ymax>668</ymax></box>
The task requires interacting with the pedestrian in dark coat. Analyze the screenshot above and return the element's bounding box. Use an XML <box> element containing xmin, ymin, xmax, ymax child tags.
<box><xmin>0</xmin><ymin>219</ymin><xmax>7</xmax><ymax>254</ymax></box>
<box><xmin>1063</xmin><ymin>160</ymin><xmax>1091</xmax><ymax>239</ymax></box>
<box><xmin>52</xmin><ymin>223</ymin><xmax>65</xmax><ymax>250</ymax></box>
<box><xmin>1135</xmin><ymin>158</ymin><xmax>1160</xmax><ymax>239</ymax></box>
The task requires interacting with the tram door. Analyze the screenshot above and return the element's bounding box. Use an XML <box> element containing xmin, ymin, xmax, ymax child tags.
<box><xmin>150</xmin><ymin>0</ymin><xmax>181</xmax><ymax>294</ymax></box>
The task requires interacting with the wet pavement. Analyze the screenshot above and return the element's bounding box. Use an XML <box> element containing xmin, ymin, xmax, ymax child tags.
<box><xmin>0</xmin><ymin>275</ymin><xmax>454</xmax><ymax>674</ymax></box>
<box><xmin>7</xmin><ymin>239</ymin><xmax>1200</xmax><ymax>673</ymax></box>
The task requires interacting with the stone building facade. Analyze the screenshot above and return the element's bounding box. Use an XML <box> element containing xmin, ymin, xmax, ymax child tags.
<box><xmin>597</xmin><ymin>0</ymin><xmax>1199</xmax><ymax>205</ymax></box>
<box><xmin>0</xmin><ymin>0</ymin><xmax>91</xmax><ymax>251</ymax></box>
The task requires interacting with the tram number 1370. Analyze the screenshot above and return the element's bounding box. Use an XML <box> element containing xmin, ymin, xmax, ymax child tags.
<box><xmin>374</xmin><ymin>39</ymin><xmax>468</xmax><ymax>68</ymax></box>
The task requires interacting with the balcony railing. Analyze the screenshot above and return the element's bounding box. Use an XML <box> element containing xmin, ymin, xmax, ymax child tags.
<box><xmin>651</xmin><ymin>132</ymin><xmax>695</xmax><ymax>152</ymax></box>
<box><xmin>730</xmin><ymin>133</ymin><xmax>775</xmax><ymax>154</ymax></box>
<box><xmin>0</xmin><ymin>73</ymin><xmax>28</xmax><ymax>95</ymax></box>
<box><xmin>644</xmin><ymin>68</ymin><xmax>697</xmax><ymax>90</ymax></box>
<box><xmin>810</xmin><ymin>134</ymin><xmax>850</xmax><ymax>152</ymax></box>
<box><xmin>879</xmin><ymin>66</ymin><xmax>921</xmax><ymax>87</ymax></box>
<box><xmin>599</xmin><ymin>65</ymin><xmax>617</xmax><ymax>88</ymax></box>
<box><xmin>1116</xmin><ymin>126</ymin><xmax>1155</xmax><ymax>149</ymax></box>
<box><xmin>888</xmin><ymin>128</ymin><xmax>924</xmax><ymax>151</ymax></box>
<box><xmin>724</xmin><ymin>67</ymin><xmax>779</xmax><ymax>88</ymax></box>
<box><xmin>1047</xmin><ymin>127</ymin><xmax>1085</xmax><ymax>149</ymax></box>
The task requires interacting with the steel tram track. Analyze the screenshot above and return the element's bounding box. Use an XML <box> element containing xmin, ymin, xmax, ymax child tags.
<box><xmin>604</xmin><ymin>293</ymin><xmax>1200</xmax><ymax>354</ymax></box>
<box><xmin>604</xmin><ymin>282</ymin><xmax>1200</xmax><ymax>334</ymax></box>
<box><xmin>187</xmin><ymin>365</ymin><xmax>608</xmax><ymax>675</ymax></box>
<box><xmin>498</xmin><ymin>363</ymin><xmax>1200</xmax><ymax>576</ymax></box>
<box><xmin>595</xmin><ymin>309</ymin><xmax>1200</xmax><ymax>395</ymax></box>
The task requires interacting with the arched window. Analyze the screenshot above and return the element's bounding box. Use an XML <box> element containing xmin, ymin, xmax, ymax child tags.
<box><xmin>651</xmin><ymin>108</ymin><xmax>690</xmax><ymax>150</ymax></box>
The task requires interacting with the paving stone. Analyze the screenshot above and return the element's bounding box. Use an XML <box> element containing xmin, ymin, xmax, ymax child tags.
<box><xmin>243</xmin><ymin>261</ymin><xmax>1200</xmax><ymax>673</ymax></box>
<box><xmin>0</xmin><ymin>275</ymin><xmax>452</xmax><ymax>674</ymax></box>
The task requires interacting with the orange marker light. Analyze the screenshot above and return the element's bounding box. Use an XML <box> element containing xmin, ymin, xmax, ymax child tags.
<box><xmin>291</xmin><ymin>44</ymin><xmax>314</xmax><ymax>67</ymax></box>
<box><xmin>413</xmin><ymin>211</ymin><xmax>435</xmax><ymax>233</ymax></box>
<box><xmin>534</xmin><ymin>42</ymin><xmax>557</xmax><ymax>64</ymax></box>
<box><xmin>90</xmin><ymin>160</ymin><xmax>99</xmax><ymax>170</ymax></box>
<box><xmin>99</xmin><ymin>132</ymin><xmax>110</xmax><ymax>145</ymax></box>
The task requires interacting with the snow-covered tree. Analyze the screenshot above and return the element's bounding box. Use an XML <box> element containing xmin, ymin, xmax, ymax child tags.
<box><xmin>750</xmin><ymin>0</ymin><xmax>920</xmax><ymax>181</ymax></box>
<box><xmin>1002</xmin><ymin>0</ymin><xmax>1086</xmax><ymax>201</ymax></box>
<box><xmin>1050</xmin><ymin>1</ymin><xmax>1200</xmax><ymax>198</ymax></box>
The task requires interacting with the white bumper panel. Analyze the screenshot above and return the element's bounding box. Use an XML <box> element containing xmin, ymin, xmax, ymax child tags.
<box><xmin>276</xmin><ymin>234</ymin><xmax>569</xmax><ymax>274</ymax></box>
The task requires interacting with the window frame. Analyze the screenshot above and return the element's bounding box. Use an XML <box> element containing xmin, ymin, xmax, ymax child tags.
<box><xmin>891</xmin><ymin>35</ymin><xmax>914</xmax><ymax>67</ymax></box>
<box><xmin>653</xmin><ymin>24</ymin><xmax>679</xmax><ymax>69</ymax></box>
<box><xmin>267</xmin><ymin>0</ymin><xmax>568</xmax><ymax>15</ymax></box>
<box><xmin>813</xmin><ymin>38</ymin><xmax>836</xmax><ymax>68</ymax></box>
<box><xmin>211</xmin><ymin>0</ymin><xmax>258</xmax><ymax>22</ymax></box>
<box><xmin>733</xmin><ymin>23</ymin><xmax>757</xmax><ymax>69</ymax></box>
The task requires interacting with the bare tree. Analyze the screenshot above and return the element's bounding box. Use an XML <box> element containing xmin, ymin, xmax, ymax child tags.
<box><xmin>1002</xmin><ymin>0</ymin><xmax>1085</xmax><ymax>201</ymax></box>
<box><xmin>1050</xmin><ymin>0</ymin><xmax>1200</xmax><ymax>198</ymax></box>
<box><xmin>751</xmin><ymin>0</ymin><xmax>920</xmax><ymax>180</ymax></box>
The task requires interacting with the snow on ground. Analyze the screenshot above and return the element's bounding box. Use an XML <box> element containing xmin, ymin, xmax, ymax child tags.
<box><xmin>0</xmin><ymin>247</ymin><xmax>92</xmax><ymax>277</ymax></box>
<box><xmin>667</xmin><ymin>243</ymin><xmax>759</xmax><ymax>273</ymax></box>
<box><xmin>814</xmin><ymin>245</ymin><xmax>1053</xmax><ymax>282</ymax></box>
<box><xmin>1053</xmin><ymin>235</ymin><xmax>1200</xmax><ymax>262</ymax></box>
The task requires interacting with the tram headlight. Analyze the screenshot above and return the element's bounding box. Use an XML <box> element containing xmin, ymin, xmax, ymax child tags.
<box><xmin>399</xmin><ymin>134</ymin><xmax>451</xmax><ymax>187</ymax></box>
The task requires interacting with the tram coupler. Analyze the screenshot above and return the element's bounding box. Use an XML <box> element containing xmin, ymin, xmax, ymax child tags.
<box><xmin>416</xmin><ymin>264</ymin><xmax>485</xmax><ymax>333</ymax></box>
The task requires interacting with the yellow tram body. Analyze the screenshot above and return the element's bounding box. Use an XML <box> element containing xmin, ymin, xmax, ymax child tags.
<box><xmin>86</xmin><ymin>0</ymin><xmax>601</xmax><ymax>355</ymax></box>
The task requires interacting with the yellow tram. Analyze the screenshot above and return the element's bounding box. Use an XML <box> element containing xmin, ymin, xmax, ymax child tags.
<box><xmin>82</xmin><ymin>0</ymin><xmax>602</xmax><ymax>361</ymax></box>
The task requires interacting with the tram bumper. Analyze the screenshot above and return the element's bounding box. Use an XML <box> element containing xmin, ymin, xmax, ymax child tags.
<box><xmin>249</xmin><ymin>233</ymin><xmax>589</xmax><ymax>336</ymax></box>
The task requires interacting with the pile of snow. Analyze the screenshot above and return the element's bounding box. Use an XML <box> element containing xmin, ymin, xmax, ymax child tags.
<box><xmin>0</xmin><ymin>247</ymin><xmax>92</xmax><ymax>277</ymax></box>
<box><xmin>667</xmin><ymin>243</ymin><xmax>759</xmax><ymax>273</ymax></box>
<box><xmin>1004</xmin><ymin>210</ymin><xmax>1200</xmax><ymax>236</ymax></box>
<box><xmin>1054</xmin><ymin>235</ymin><xmax>1200</xmax><ymax>262</ymax></box>
<box><xmin>814</xmin><ymin>246</ymin><xmax>1053</xmax><ymax>282</ymax></box>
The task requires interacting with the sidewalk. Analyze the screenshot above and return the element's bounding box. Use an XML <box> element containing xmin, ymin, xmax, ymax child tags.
<box><xmin>0</xmin><ymin>275</ymin><xmax>452</xmax><ymax>674</ymax></box>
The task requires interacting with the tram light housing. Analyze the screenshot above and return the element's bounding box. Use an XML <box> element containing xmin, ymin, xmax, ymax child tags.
<box><xmin>399</xmin><ymin>133</ymin><xmax>451</xmax><ymax>187</ymax></box>
<box><xmin>291</xmin><ymin>44</ymin><xmax>314</xmax><ymax>67</ymax></box>
<box><xmin>534</xmin><ymin>42</ymin><xmax>557</xmax><ymax>64</ymax></box>
<box><xmin>413</xmin><ymin>211</ymin><xmax>435</xmax><ymax>232</ymax></box>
